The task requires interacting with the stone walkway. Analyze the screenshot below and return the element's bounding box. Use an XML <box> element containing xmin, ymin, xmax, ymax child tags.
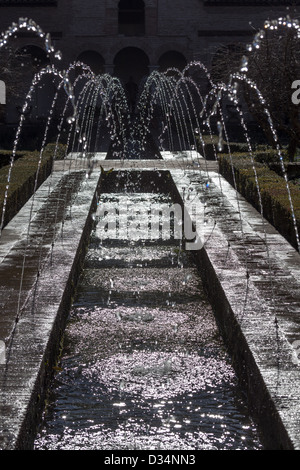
<box><xmin>171</xmin><ymin>168</ymin><xmax>300</xmax><ymax>450</ymax></box>
<box><xmin>0</xmin><ymin>169</ymin><xmax>101</xmax><ymax>449</ymax></box>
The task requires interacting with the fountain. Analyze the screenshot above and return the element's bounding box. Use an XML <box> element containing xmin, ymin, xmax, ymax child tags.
<box><xmin>0</xmin><ymin>15</ymin><xmax>299</xmax><ymax>451</ymax></box>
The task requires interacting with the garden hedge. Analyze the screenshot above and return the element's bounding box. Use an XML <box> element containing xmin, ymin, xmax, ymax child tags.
<box><xmin>0</xmin><ymin>143</ymin><xmax>66</xmax><ymax>229</ymax></box>
<box><xmin>218</xmin><ymin>151</ymin><xmax>300</xmax><ymax>251</ymax></box>
<box><xmin>0</xmin><ymin>150</ymin><xmax>25</xmax><ymax>169</ymax></box>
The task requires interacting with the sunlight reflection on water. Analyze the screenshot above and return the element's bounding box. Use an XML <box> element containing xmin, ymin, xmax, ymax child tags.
<box><xmin>34</xmin><ymin>192</ymin><xmax>263</xmax><ymax>451</ymax></box>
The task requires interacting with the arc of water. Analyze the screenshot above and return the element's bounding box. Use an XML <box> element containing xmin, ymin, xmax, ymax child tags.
<box><xmin>36</xmin><ymin>64</ymin><xmax>96</xmax><ymax>274</ymax></box>
<box><xmin>2</xmin><ymin>66</ymin><xmax>68</xmax><ymax>346</ymax></box>
<box><xmin>231</xmin><ymin>72</ymin><xmax>300</xmax><ymax>254</ymax></box>
<box><xmin>0</xmin><ymin>64</ymin><xmax>64</xmax><ymax>234</ymax></box>
<box><xmin>0</xmin><ymin>18</ymin><xmax>65</xmax><ymax>235</ymax></box>
<box><xmin>234</xmin><ymin>15</ymin><xmax>300</xmax><ymax>253</ymax></box>
<box><xmin>42</xmin><ymin>66</ymin><xmax>97</xmax><ymax>259</ymax></box>
<box><xmin>175</xmin><ymin>74</ymin><xmax>210</xmax><ymax>164</ymax></box>
<box><xmin>215</xmin><ymin>79</ymin><xmax>279</xmax><ymax>320</ymax></box>
<box><xmin>170</xmin><ymin>64</ymin><xmax>256</xmax><ymax>317</ymax></box>
<box><xmin>0</xmin><ymin>18</ymin><xmax>62</xmax><ymax>62</ymax></box>
<box><xmin>175</xmin><ymin>74</ymin><xmax>223</xmax><ymax>240</ymax></box>
<box><xmin>5</xmin><ymin>62</ymin><xmax>97</xmax><ymax>345</ymax></box>
<box><xmin>137</xmin><ymin>72</ymin><xmax>176</xmax><ymax>152</ymax></box>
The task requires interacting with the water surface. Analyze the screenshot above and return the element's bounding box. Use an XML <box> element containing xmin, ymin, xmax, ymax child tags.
<box><xmin>34</xmin><ymin>191</ymin><xmax>263</xmax><ymax>450</ymax></box>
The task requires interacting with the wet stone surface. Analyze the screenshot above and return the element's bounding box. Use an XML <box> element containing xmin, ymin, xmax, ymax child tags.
<box><xmin>34</xmin><ymin>192</ymin><xmax>263</xmax><ymax>450</ymax></box>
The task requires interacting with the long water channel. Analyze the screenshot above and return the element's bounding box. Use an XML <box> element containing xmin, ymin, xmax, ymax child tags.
<box><xmin>34</xmin><ymin>171</ymin><xmax>263</xmax><ymax>450</ymax></box>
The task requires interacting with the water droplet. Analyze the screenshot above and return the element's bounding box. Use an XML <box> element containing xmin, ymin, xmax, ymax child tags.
<box><xmin>240</xmin><ymin>55</ymin><xmax>249</xmax><ymax>73</ymax></box>
<box><xmin>55</xmin><ymin>50</ymin><xmax>62</xmax><ymax>60</ymax></box>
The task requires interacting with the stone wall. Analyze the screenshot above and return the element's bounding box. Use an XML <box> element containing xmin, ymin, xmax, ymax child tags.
<box><xmin>0</xmin><ymin>0</ymin><xmax>295</xmax><ymax>122</ymax></box>
<box><xmin>0</xmin><ymin>0</ymin><xmax>292</xmax><ymax>70</ymax></box>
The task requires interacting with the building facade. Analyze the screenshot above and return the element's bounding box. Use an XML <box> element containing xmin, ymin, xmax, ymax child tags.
<box><xmin>0</xmin><ymin>1</ymin><xmax>298</xmax><ymax>79</ymax></box>
<box><xmin>0</xmin><ymin>0</ymin><xmax>299</xmax><ymax>125</ymax></box>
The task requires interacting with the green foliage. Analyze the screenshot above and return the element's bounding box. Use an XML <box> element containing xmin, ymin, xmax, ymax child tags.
<box><xmin>0</xmin><ymin>150</ymin><xmax>25</xmax><ymax>169</ymax></box>
<box><xmin>44</xmin><ymin>142</ymin><xmax>67</xmax><ymax>161</ymax></box>
<box><xmin>0</xmin><ymin>142</ymin><xmax>61</xmax><ymax>228</ymax></box>
<box><xmin>196</xmin><ymin>135</ymin><xmax>255</xmax><ymax>160</ymax></box>
<box><xmin>219</xmin><ymin>151</ymin><xmax>300</xmax><ymax>251</ymax></box>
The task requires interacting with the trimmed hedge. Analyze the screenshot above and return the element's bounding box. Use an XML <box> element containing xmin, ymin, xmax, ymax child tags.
<box><xmin>218</xmin><ymin>152</ymin><xmax>300</xmax><ymax>251</ymax></box>
<box><xmin>196</xmin><ymin>135</ymin><xmax>250</xmax><ymax>160</ymax></box>
<box><xmin>0</xmin><ymin>143</ymin><xmax>66</xmax><ymax>229</ymax></box>
<box><xmin>196</xmin><ymin>135</ymin><xmax>291</xmax><ymax>163</ymax></box>
<box><xmin>0</xmin><ymin>150</ymin><xmax>25</xmax><ymax>169</ymax></box>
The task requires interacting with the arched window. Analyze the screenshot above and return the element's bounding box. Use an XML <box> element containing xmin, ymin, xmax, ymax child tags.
<box><xmin>77</xmin><ymin>51</ymin><xmax>105</xmax><ymax>75</ymax></box>
<box><xmin>0</xmin><ymin>80</ymin><xmax>6</xmax><ymax>105</ymax></box>
<box><xmin>158</xmin><ymin>51</ymin><xmax>187</xmax><ymax>73</ymax></box>
<box><xmin>118</xmin><ymin>0</ymin><xmax>145</xmax><ymax>36</ymax></box>
<box><xmin>114</xmin><ymin>47</ymin><xmax>149</xmax><ymax>84</ymax></box>
<box><xmin>16</xmin><ymin>45</ymin><xmax>50</xmax><ymax>70</ymax></box>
